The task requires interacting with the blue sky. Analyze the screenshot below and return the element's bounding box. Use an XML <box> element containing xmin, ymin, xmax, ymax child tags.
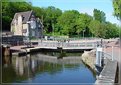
<box><xmin>30</xmin><ymin>0</ymin><xmax>120</xmax><ymax>25</ymax></box>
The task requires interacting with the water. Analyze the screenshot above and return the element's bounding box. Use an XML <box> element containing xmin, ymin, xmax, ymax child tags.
<box><xmin>2</xmin><ymin>52</ymin><xmax>96</xmax><ymax>84</ymax></box>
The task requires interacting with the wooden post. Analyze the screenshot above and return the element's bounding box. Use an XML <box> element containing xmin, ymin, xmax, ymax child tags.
<box><xmin>4</xmin><ymin>46</ymin><xmax>10</xmax><ymax>56</ymax></box>
<box><xmin>2</xmin><ymin>45</ymin><xmax>12</xmax><ymax>67</ymax></box>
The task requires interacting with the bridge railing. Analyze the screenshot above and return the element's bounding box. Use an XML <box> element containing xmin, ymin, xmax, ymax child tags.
<box><xmin>38</xmin><ymin>41</ymin><xmax>97</xmax><ymax>48</ymax></box>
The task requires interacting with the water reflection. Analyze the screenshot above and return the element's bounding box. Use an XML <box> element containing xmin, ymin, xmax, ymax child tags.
<box><xmin>2</xmin><ymin>53</ymin><xmax>96</xmax><ymax>84</ymax></box>
<box><xmin>3</xmin><ymin>55</ymin><xmax>12</xmax><ymax>67</ymax></box>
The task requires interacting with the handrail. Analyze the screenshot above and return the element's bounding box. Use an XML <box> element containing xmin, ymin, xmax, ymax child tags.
<box><xmin>100</xmin><ymin>51</ymin><xmax>113</xmax><ymax>61</ymax></box>
<box><xmin>38</xmin><ymin>41</ymin><xmax>96</xmax><ymax>48</ymax></box>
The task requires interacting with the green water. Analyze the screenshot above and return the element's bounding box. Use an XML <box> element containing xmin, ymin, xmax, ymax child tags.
<box><xmin>2</xmin><ymin>52</ymin><xmax>96</xmax><ymax>84</ymax></box>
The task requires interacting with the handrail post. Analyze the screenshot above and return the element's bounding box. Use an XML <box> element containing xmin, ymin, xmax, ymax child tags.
<box><xmin>112</xmin><ymin>46</ymin><xmax>114</xmax><ymax>61</ymax></box>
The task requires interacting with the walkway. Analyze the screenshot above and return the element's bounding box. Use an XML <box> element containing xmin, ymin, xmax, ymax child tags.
<box><xmin>103</xmin><ymin>41</ymin><xmax>121</xmax><ymax>84</ymax></box>
<box><xmin>95</xmin><ymin>60</ymin><xmax>118</xmax><ymax>84</ymax></box>
<box><xmin>95</xmin><ymin>40</ymin><xmax>120</xmax><ymax>85</ymax></box>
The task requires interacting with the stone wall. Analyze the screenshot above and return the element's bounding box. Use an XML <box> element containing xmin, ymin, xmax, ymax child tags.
<box><xmin>81</xmin><ymin>50</ymin><xmax>96</xmax><ymax>70</ymax></box>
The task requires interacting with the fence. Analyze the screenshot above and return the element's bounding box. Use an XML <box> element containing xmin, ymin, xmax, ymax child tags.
<box><xmin>38</xmin><ymin>41</ymin><xmax>97</xmax><ymax>48</ymax></box>
<box><xmin>2</xmin><ymin>36</ymin><xmax>24</xmax><ymax>46</ymax></box>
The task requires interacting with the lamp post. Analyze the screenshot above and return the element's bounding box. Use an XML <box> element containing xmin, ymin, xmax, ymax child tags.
<box><xmin>83</xmin><ymin>29</ymin><xmax>85</xmax><ymax>39</ymax></box>
<box><xmin>83</xmin><ymin>29</ymin><xmax>86</xmax><ymax>46</ymax></box>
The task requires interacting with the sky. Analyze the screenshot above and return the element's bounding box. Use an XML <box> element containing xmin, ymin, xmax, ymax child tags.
<box><xmin>30</xmin><ymin>0</ymin><xmax>120</xmax><ymax>25</ymax></box>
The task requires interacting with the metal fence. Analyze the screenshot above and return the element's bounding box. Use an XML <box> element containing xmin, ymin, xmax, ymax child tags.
<box><xmin>2</xmin><ymin>36</ymin><xmax>24</xmax><ymax>46</ymax></box>
<box><xmin>38</xmin><ymin>41</ymin><xmax>97</xmax><ymax>48</ymax></box>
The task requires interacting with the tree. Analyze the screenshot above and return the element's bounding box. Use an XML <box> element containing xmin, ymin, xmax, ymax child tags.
<box><xmin>32</xmin><ymin>6</ymin><xmax>45</xmax><ymax>18</ymax></box>
<box><xmin>44</xmin><ymin>6</ymin><xmax>62</xmax><ymax>34</ymax></box>
<box><xmin>2</xmin><ymin>0</ymin><xmax>119</xmax><ymax>39</ymax></box>
<box><xmin>93</xmin><ymin>9</ymin><xmax>106</xmax><ymax>23</ymax></box>
<box><xmin>113</xmin><ymin>0</ymin><xmax>121</xmax><ymax>20</ymax></box>
<box><xmin>2</xmin><ymin>0</ymin><xmax>32</xmax><ymax>31</ymax></box>
<box><xmin>89</xmin><ymin>20</ymin><xmax>100</xmax><ymax>37</ymax></box>
<box><xmin>89</xmin><ymin>20</ymin><xmax>107</xmax><ymax>38</ymax></box>
<box><xmin>89</xmin><ymin>20</ymin><xmax>119</xmax><ymax>38</ymax></box>
<box><xmin>105</xmin><ymin>22</ymin><xmax>119</xmax><ymax>38</ymax></box>
<box><xmin>57</xmin><ymin>10</ymin><xmax>80</xmax><ymax>36</ymax></box>
<box><xmin>99</xmin><ymin>23</ymin><xmax>107</xmax><ymax>38</ymax></box>
<box><xmin>113</xmin><ymin>0</ymin><xmax>121</xmax><ymax>40</ymax></box>
<box><xmin>76</xmin><ymin>13</ymin><xmax>93</xmax><ymax>37</ymax></box>
<box><xmin>120</xmin><ymin>28</ymin><xmax>121</xmax><ymax>37</ymax></box>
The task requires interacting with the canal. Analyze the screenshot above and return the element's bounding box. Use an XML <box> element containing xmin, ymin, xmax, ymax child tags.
<box><xmin>2</xmin><ymin>52</ymin><xmax>96</xmax><ymax>84</ymax></box>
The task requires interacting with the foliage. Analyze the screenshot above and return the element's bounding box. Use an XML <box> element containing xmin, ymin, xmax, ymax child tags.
<box><xmin>57</xmin><ymin>10</ymin><xmax>80</xmax><ymax>36</ymax></box>
<box><xmin>105</xmin><ymin>22</ymin><xmax>119</xmax><ymax>38</ymax></box>
<box><xmin>93</xmin><ymin>9</ymin><xmax>106</xmax><ymax>23</ymax></box>
<box><xmin>2</xmin><ymin>0</ymin><xmax>120</xmax><ymax>39</ymax></box>
<box><xmin>32</xmin><ymin>6</ymin><xmax>45</xmax><ymax>18</ymax></box>
<box><xmin>2</xmin><ymin>0</ymin><xmax>32</xmax><ymax>31</ymax></box>
<box><xmin>76</xmin><ymin>13</ymin><xmax>93</xmax><ymax>37</ymax></box>
<box><xmin>112</xmin><ymin>0</ymin><xmax>121</xmax><ymax>39</ymax></box>
<box><xmin>44</xmin><ymin>6</ymin><xmax>62</xmax><ymax>34</ymax></box>
<box><xmin>113</xmin><ymin>0</ymin><xmax>121</xmax><ymax>20</ymax></box>
<box><xmin>89</xmin><ymin>20</ymin><xmax>119</xmax><ymax>38</ymax></box>
<box><xmin>89</xmin><ymin>20</ymin><xmax>101</xmax><ymax>37</ymax></box>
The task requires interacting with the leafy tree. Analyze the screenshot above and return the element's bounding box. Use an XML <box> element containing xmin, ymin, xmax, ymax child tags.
<box><xmin>93</xmin><ymin>9</ymin><xmax>106</xmax><ymax>23</ymax></box>
<box><xmin>105</xmin><ymin>22</ymin><xmax>119</xmax><ymax>38</ymax></box>
<box><xmin>120</xmin><ymin>28</ymin><xmax>121</xmax><ymax>37</ymax></box>
<box><xmin>89</xmin><ymin>20</ymin><xmax>99</xmax><ymax>37</ymax></box>
<box><xmin>89</xmin><ymin>19</ymin><xmax>120</xmax><ymax>38</ymax></box>
<box><xmin>89</xmin><ymin>20</ymin><xmax>107</xmax><ymax>38</ymax></box>
<box><xmin>57</xmin><ymin>10</ymin><xmax>80</xmax><ymax>36</ymax></box>
<box><xmin>2</xmin><ymin>0</ymin><xmax>120</xmax><ymax>39</ymax></box>
<box><xmin>44</xmin><ymin>6</ymin><xmax>62</xmax><ymax>34</ymax></box>
<box><xmin>2</xmin><ymin>0</ymin><xmax>32</xmax><ymax>31</ymax></box>
<box><xmin>99</xmin><ymin>23</ymin><xmax>107</xmax><ymax>38</ymax></box>
<box><xmin>32</xmin><ymin>6</ymin><xmax>45</xmax><ymax>18</ymax></box>
<box><xmin>76</xmin><ymin>13</ymin><xmax>93</xmax><ymax>37</ymax></box>
<box><xmin>113</xmin><ymin>0</ymin><xmax>121</xmax><ymax>40</ymax></box>
<box><xmin>113</xmin><ymin>0</ymin><xmax>121</xmax><ymax>20</ymax></box>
